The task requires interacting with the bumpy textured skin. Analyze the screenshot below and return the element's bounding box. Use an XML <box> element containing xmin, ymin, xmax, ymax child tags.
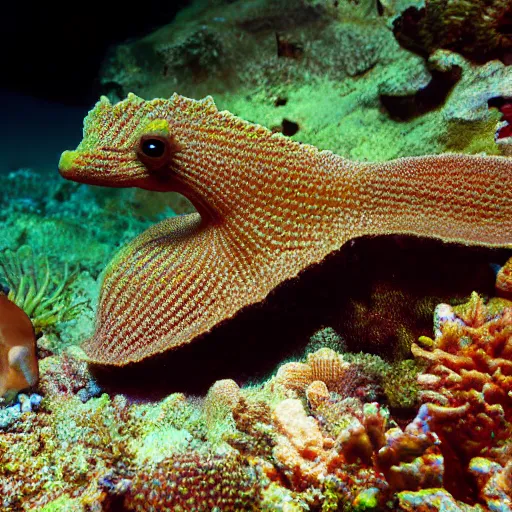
<box><xmin>59</xmin><ymin>93</ymin><xmax>512</xmax><ymax>366</ymax></box>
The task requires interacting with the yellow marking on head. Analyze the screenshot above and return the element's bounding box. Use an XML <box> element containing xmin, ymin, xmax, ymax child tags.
<box><xmin>144</xmin><ymin>119</ymin><xmax>171</xmax><ymax>136</ymax></box>
<box><xmin>59</xmin><ymin>150</ymin><xmax>78</xmax><ymax>172</ymax></box>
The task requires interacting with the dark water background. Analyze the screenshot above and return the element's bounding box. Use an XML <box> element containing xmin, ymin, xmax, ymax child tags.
<box><xmin>0</xmin><ymin>1</ymin><xmax>189</xmax><ymax>175</ymax></box>
<box><xmin>0</xmin><ymin>90</ymin><xmax>86</xmax><ymax>175</ymax></box>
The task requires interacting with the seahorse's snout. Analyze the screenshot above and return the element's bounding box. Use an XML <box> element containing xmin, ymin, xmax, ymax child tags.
<box><xmin>58</xmin><ymin>150</ymin><xmax>79</xmax><ymax>178</ymax></box>
<box><xmin>58</xmin><ymin>148</ymin><xmax>118</xmax><ymax>185</ymax></box>
<box><xmin>58</xmin><ymin>147</ymin><xmax>144</xmax><ymax>187</ymax></box>
<box><xmin>58</xmin><ymin>145</ymin><xmax>179</xmax><ymax>191</ymax></box>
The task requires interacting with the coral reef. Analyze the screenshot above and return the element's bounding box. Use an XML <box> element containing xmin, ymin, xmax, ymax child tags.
<box><xmin>268</xmin><ymin>394</ymin><xmax>444</xmax><ymax>508</ymax></box>
<box><xmin>37</xmin><ymin>350</ymin><xmax>101</xmax><ymax>402</ymax></box>
<box><xmin>496</xmin><ymin>256</ymin><xmax>512</xmax><ymax>298</ymax></box>
<box><xmin>0</xmin><ymin>393</ymin><xmax>42</xmax><ymax>429</ymax></box>
<box><xmin>0</xmin><ymin>393</ymin><xmax>134</xmax><ymax>511</ymax></box>
<box><xmin>98</xmin><ymin>0</ymin><xmax>512</xmax><ymax>178</ymax></box>
<box><xmin>2</xmin><ymin>1</ymin><xmax>512</xmax><ymax>511</ymax></box>
<box><xmin>124</xmin><ymin>450</ymin><xmax>261</xmax><ymax>511</ymax></box>
<box><xmin>1</xmin><ymin>321</ymin><xmax>511</xmax><ymax>510</ymax></box>
<box><xmin>275</xmin><ymin>347</ymin><xmax>382</xmax><ymax>402</ymax></box>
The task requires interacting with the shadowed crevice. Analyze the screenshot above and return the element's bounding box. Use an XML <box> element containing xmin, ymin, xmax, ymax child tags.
<box><xmin>89</xmin><ymin>236</ymin><xmax>509</xmax><ymax>401</ymax></box>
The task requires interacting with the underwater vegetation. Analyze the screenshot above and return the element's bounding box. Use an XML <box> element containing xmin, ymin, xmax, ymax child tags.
<box><xmin>0</xmin><ymin>245</ymin><xmax>82</xmax><ymax>334</ymax></box>
<box><xmin>1</xmin><ymin>0</ymin><xmax>512</xmax><ymax>510</ymax></box>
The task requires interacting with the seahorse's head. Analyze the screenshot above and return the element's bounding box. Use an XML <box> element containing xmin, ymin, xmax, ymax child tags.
<box><xmin>58</xmin><ymin>93</ymin><xmax>195</xmax><ymax>192</ymax></box>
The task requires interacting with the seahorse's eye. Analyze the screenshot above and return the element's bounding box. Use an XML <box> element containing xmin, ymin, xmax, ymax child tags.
<box><xmin>141</xmin><ymin>138</ymin><xmax>166</xmax><ymax>158</ymax></box>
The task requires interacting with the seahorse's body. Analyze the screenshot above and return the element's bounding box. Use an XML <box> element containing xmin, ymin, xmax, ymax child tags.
<box><xmin>59</xmin><ymin>93</ymin><xmax>512</xmax><ymax>365</ymax></box>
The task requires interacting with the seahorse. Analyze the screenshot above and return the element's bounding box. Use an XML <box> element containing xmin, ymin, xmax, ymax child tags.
<box><xmin>58</xmin><ymin>93</ymin><xmax>512</xmax><ymax>366</ymax></box>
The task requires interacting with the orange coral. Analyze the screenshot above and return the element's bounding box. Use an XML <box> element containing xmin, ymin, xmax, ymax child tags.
<box><xmin>270</xmin><ymin>395</ymin><xmax>443</xmax><ymax>506</ymax></box>
<box><xmin>0</xmin><ymin>293</ymin><xmax>38</xmax><ymax>402</ymax></box>
<box><xmin>275</xmin><ymin>347</ymin><xmax>381</xmax><ymax>402</ymax></box>
<box><xmin>272</xmin><ymin>398</ymin><xmax>333</xmax><ymax>489</ymax></box>
<box><xmin>275</xmin><ymin>348</ymin><xmax>349</xmax><ymax>393</ymax></box>
<box><xmin>412</xmin><ymin>293</ymin><xmax>512</xmax><ymax>461</ymax></box>
<box><xmin>58</xmin><ymin>94</ymin><xmax>512</xmax><ymax>365</ymax></box>
<box><xmin>412</xmin><ymin>292</ymin><xmax>512</xmax><ymax>503</ymax></box>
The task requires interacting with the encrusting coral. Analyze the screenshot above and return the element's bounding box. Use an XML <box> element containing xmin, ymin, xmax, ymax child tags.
<box><xmin>58</xmin><ymin>93</ymin><xmax>512</xmax><ymax>366</ymax></box>
<box><xmin>124</xmin><ymin>450</ymin><xmax>261</xmax><ymax>512</ymax></box>
<box><xmin>267</xmin><ymin>394</ymin><xmax>444</xmax><ymax>508</ymax></box>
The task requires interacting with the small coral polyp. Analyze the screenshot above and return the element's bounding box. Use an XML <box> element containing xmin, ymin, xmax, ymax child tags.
<box><xmin>124</xmin><ymin>451</ymin><xmax>260</xmax><ymax>512</ymax></box>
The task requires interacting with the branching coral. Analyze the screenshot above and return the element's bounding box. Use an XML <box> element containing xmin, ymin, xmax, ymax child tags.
<box><xmin>0</xmin><ymin>245</ymin><xmax>84</xmax><ymax>333</ymax></box>
<box><xmin>268</xmin><ymin>395</ymin><xmax>443</xmax><ymax>508</ymax></box>
<box><xmin>412</xmin><ymin>292</ymin><xmax>512</xmax><ymax>505</ymax></box>
<box><xmin>246</xmin><ymin>349</ymin><xmax>442</xmax><ymax>506</ymax></box>
<box><xmin>412</xmin><ymin>292</ymin><xmax>512</xmax><ymax>460</ymax></box>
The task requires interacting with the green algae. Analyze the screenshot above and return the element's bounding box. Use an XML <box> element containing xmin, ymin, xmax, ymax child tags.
<box><xmin>352</xmin><ymin>487</ymin><xmax>381</xmax><ymax>511</ymax></box>
<box><xmin>35</xmin><ymin>495</ymin><xmax>83</xmax><ymax>512</ymax></box>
